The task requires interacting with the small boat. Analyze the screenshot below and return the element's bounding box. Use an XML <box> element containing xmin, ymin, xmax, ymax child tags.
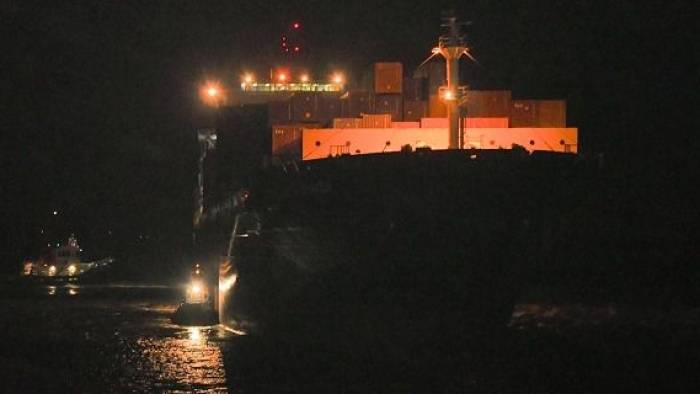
<box><xmin>172</xmin><ymin>263</ymin><xmax>218</xmax><ymax>326</ymax></box>
<box><xmin>22</xmin><ymin>234</ymin><xmax>113</xmax><ymax>282</ymax></box>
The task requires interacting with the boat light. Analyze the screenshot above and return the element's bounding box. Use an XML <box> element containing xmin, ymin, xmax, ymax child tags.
<box><xmin>191</xmin><ymin>283</ymin><xmax>202</xmax><ymax>295</ymax></box>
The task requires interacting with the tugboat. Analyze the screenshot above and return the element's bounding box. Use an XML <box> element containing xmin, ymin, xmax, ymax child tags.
<box><xmin>172</xmin><ymin>263</ymin><xmax>218</xmax><ymax>326</ymax></box>
<box><xmin>22</xmin><ymin>234</ymin><xmax>112</xmax><ymax>282</ymax></box>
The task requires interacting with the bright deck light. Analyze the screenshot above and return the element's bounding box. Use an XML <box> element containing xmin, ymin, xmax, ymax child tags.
<box><xmin>443</xmin><ymin>89</ymin><xmax>455</xmax><ymax>100</ymax></box>
<box><xmin>300</xmin><ymin>74</ymin><xmax>309</xmax><ymax>83</ymax></box>
<box><xmin>200</xmin><ymin>82</ymin><xmax>224</xmax><ymax>106</ymax></box>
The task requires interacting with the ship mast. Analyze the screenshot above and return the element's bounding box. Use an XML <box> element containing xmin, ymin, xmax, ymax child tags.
<box><xmin>432</xmin><ymin>14</ymin><xmax>476</xmax><ymax>149</ymax></box>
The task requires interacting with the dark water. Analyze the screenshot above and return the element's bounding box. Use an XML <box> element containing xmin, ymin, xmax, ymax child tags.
<box><xmin>0</xmin><ymin>283</ymin><xmax>229</xmax><ymax>393</ymax></box>
<box><xmin>1</xmin><ymin>282</ymin><xmax>699</xmax><ymax>393</ymax></box>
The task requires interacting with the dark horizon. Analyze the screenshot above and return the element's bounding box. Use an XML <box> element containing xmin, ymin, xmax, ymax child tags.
<box><xmin>1</xmin><ymin>1</ymin><xmax>695</xmax><ymax>272</ymax></box>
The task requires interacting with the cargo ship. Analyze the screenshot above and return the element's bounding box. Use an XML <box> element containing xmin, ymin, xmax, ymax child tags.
<box><xmin>191</xmin><ymin>16</ymin><xmax>587</xmax><ymax>350</ymax></box>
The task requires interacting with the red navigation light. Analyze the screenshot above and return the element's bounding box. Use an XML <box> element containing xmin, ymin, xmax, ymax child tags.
<box><xmin>292</xmin><ymin>22</ymin><xmax>300</xmax><ymax>29</ymax></box>
<box><xmin>293</xmin><ymin>46</ymin><xmax>300</xmax><ymax>52</ymax></box>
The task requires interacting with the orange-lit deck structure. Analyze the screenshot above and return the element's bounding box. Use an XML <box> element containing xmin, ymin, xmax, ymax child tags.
<box><xmin>300</xmin><ymin>122</ymin><xmax>577</xmax><ymax>161</ymax></box>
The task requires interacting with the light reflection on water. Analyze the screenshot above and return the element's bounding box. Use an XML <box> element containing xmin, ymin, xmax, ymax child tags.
<box><xmin>131</xmin><ymin>326</ymin><xmax>228</xmax><ymax>392</ymax></box>
<box><xmin>189</xmin><ymin>326</ymin><xmax>203</xmax><ymax>342</ymax></box>
<box><xmin>44</xmin><ymin>284</ymin><xmax>79</xmax><ymax>296</ymax></box>
<box><xmin>1</xmin><ymin>283</ymin><xmax>232</xmax><ymax>392</ymax></box>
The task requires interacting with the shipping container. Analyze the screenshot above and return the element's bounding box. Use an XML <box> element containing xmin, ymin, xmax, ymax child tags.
<box><xmin>421</xmin><ymin>117</ymin><xmax>448</xmax><ymax>128</ymax></box>
<box><xmin>341</xmin><ymin>91</ymin><xmax>373</xmax><ymax>118</ymax></box>
<box><xmin>391</xmin><ymin>121</ymin><xmax>420</xmax><ymax>129</ymax></box>
<box><xmin>510</xmin><ymin>100</ymin><xmax>536</xmax><ymax>127</ymax></box>
<box><xmin>374</xmin><ymin>62</ymin><xmax>403</xmax><ymax>94</ymax></box>
<box><xmin>374</xmin><ymin>94</ymin><xmax>403</xmax><ymax>121</ymax></box>
<box><xmin>535</xmin><ymin>100</ymin><xmax>566</xmax><ymax>127</ymax></box>
<box><xmin>413</xmin><ymin>61</ymin><xmax>445</xmax><ymax>97</ymax></box>
<box><xmin>403</xmin><ymin>100</ymin><xmax>427</xmax><ymax>121</ymax></box>
<box><xmin>333</xmin><ymin>118</ymin><xmax>361</xmax><ymax>129</ymax></box>
<box><xmin>271</xmin><ymin>123</ymin><xmax>322</xmax><ymax>160</ymax></box>
<box><xmin>402</xmin><ymin>77</ymin><xmax>422</xmax><ymax>101</ymax></box>
<box><xmin>428</xmin><ymin>94</ymin><xmax>447</xmax><ymax>117</ymax></box>
<box><xmin>291</xmin><ymin>92</ymin><xmax>318</xmax><ymax>122</ymax></box>
<box><xmin>320</xmin><ymin>96</ymin><xmax>342</xmax><ymax>124</ymax></box>
<box><xmin>464</xmin><ymin>117</ymin><xmax>509</xmax><ymax>128</ymax></box>
<box><xmin>271</xmin><ymin>125</ymin><xmax>303</xmax><ymax>159</ymax></box>
<box><xmin>403</xmin><ymin>101</ymin><xmax>428</xmax><ymax>122</ymax></box>
<box><xmin>359</xmin><ymin>113</ymin><xmax>392</xmax><ymax>128</ymax></box>
<box><xmin>464</xmin><ymin>90</ymin><xmax>512</xmax><ymax>117</ymax></box>
<box><xmin>268</xmin><ymin>100</ymin><xmax>291</xmax><ymax>125</ymax></box>
<box><xmin>510</xmin><ymin>100</ymin><xmax>566</xmax><ymax>127</ymax></box>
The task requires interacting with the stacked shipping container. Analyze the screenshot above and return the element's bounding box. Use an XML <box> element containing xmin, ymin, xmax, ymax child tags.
<box><xmin>271</xmin><ymin>125</ymin><xmax>304</xmax><ymax>159</ymax></box>
<box><xmin>374</xmin><ymin>62</ymin><xmax>403</xmax><ymax>94</ymax></box>
<box><xmin>255</xmin><ymin>62</ymin><xmax>574</xmax><ymax>161</ymax></box>
<box><xmin>291</xmin><ymin>93</ymin><xmax>318</xmax><ymax>122</ymax></box>
<box><xmin>464</xmin><ymin>90</ymin><xmax>512</xmax><ymax>117</ymax></box>
<box><xmin>320</xmin><ymin>95</ymin><xmax>341</xmax><ymax>122</ymax></box>
<box><xmin>333</xmin><ymin>118</ymin><xmax>360</xmax><ymax>128</ymax></box>
<box><xmin>268</xmin><ymin>100</ymin><xmax>291</xmax><ymax>125</ymax></box>
<box><xmin>510</xmin><ymin>100</ymin><xmax>566</xmax><ymax>127</ymax></box>
<box><xmin>341</xmin><ymin>91</ymin><xmax>372</xmax><ymax>118</ymax></box>
<box><xmin>464</xmin><ymin>117</ymin><xmax>509</xmax><ymax>128</ymax></box>
<box><xmin>428</xmin><ymin>94</ymin><xmax>447</xmax><ymax>117</ymax></box>
<box><xmin>271</xmin><ymin>123</ymin><xmax>322</xmax><ymax>159</ymax></box>
<box><xmin>373</xmin><ymin>62</ymin><xmax>403</xmax><ymax>121</ymax></box>
<box><xmin>374</xmin><ymin>94</ymin><xmax>403</xmax><ymax>121</ymax></box>
<box><xmin>404</xmin><ymin>100</ymin><xmax>427</xmax><ymax>121</ymax></box>
<box><xmin>359</xmin><ymin>114</ymin><xmax>392</xmax><ymax>128</ymax></box>
<box><xmin>267</xmin><ymin>93</ymin><xmax>343</xmax><ymax>126</ymax></box>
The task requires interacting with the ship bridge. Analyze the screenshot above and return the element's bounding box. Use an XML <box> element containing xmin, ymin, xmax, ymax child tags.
<box><xmin>241</xmin><ymin>82</ymin><xmax>341</xmax><ymax>93</ymax></box>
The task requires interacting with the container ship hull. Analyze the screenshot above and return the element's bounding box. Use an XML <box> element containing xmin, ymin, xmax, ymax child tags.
<box><xmin>199</xmin><ymin>149</ymin><xmax>577</xmax><ymax>347</ymax></box>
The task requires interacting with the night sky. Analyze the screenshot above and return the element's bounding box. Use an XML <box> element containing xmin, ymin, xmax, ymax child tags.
<box><xmin>1</xmin><ymin>1</ymin><xmax>695</xmax><ymax>272</ymax></box>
